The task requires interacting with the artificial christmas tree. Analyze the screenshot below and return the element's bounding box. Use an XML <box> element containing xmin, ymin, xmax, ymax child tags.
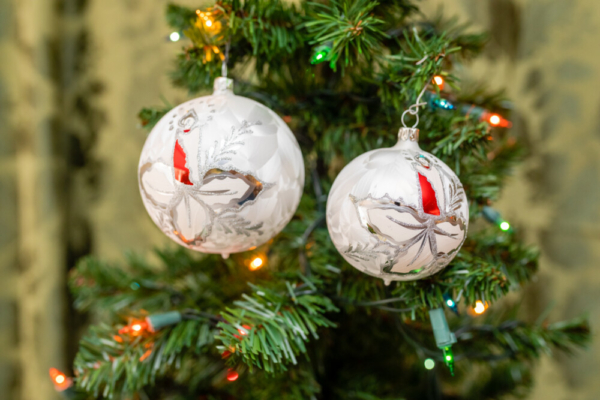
<box><xmin>60</xmin><ymin>1</ymin><xmax>590</xmax><ymax>399</ymax></box>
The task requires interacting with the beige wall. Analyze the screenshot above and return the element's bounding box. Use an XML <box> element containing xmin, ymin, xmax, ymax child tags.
<box><xmin>421</xmin><ymin>1</ymin><xmax>600</xmax><ymax>399</ymax></box>
<box><xmin>1</xmin><ymin>0</ymin><xmax>599</xmax><ymax>399</ymax></box>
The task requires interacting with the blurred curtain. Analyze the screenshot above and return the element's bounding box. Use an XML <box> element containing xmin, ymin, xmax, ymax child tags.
<box><xmin>0</xmin><ymin>0</ymin><xmax>96</xmax><ymax>398</ymax></box>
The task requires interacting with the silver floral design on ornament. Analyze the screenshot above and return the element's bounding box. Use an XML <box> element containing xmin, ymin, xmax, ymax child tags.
<box><xmin>139</xmin><ymin>110</ymin><xmax>275</xmax><ymax>247</ymax></box>
<box><xmin>345</xmin><ymin>153</ymin><xmax>467</xmax><ymax>277</ymax></box>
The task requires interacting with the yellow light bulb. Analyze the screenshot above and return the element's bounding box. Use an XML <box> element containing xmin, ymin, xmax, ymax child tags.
<box><xmin>206</xmin><ymin>20</ymin><xmax>213</xmax><ymax>27</ymax></box>
<box><xmin>473</xmin><ymin>300</ymin><xmax>487</xmax><ymax>315</ymax></box>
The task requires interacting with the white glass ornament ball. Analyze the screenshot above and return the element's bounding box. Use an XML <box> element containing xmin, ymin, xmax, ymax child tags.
<box><xmin>326</xmin><ymin>127</ymin><xmax>469</xmax><ymax>284</ymax></box>
<box><xmin>138</xmin><ymin>77</ymin><xmax>305</xmax><ymax>256</ymax></box>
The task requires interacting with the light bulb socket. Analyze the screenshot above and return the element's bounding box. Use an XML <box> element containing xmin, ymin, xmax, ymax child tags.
<box><xmin>482</xmin><ymin>206</ymin><xmax>502</xmax><ymax>224</ymax></box>
<box><xmin>146</xmin><ymin>311</ymin><xmax>183</xmax><ymax>332</ymax></box>
<box><xmin>429</xmin><ymin>308</ymin><xmax>456</xmax><ymax>348</ymax></box>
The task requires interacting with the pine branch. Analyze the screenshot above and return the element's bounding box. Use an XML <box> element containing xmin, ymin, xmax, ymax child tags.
<box><xmin>74</xmin><ymin>320</ymin><xmax>216</xmax><ymax>398</ymax></box>
<box><xmin>304</xmin><ymin>0</ymin><xmax>388</xmax><ymax>67</ymax></box>
<box><xmin>216</xmin><ymin>278</ymin><xmax>338</xmax><ymax>373</ymax></box>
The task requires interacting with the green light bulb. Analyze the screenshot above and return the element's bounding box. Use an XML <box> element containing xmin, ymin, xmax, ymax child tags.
<box><xmin>500</xmin><ymin>221</ymin><xmax>510</xmax><ymax>231</ymax></box>
<box><xmin>424</xmin><ymin>359</ymin><xmax>435</xmax><ymax>370</ymax></box>
<box><xmin>311</xmin><ymin>43</ymin><xmax>332</xmax><ymax>64</ymax></box>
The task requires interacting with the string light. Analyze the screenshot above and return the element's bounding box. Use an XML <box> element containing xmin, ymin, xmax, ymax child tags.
<box><xmin>424</xmin><ymin>358</ymin><xmax>435</xmax><ymax>370</ymax></box>
<box><xmin>119</xmin><ymin>312</ymin><xmax>183</xmax><ymax>336</ymax></box>
<box><xmin>195</xmin><ymin>9</ymin><xmax>220</xmax><ymax>32</ymax></box>
<box><xmin>473</xmin><ymin>300</ymin><xmax>488</xmax><ymax>315</ymax></box>
<box><xmin>482</xmin><ymin>206</ymin><xmax>513</xmax><ymax>233</ymax></box>
<box><xmin>227</xmin><ymin>369</ymin><xmax>239</xmax><ymax>382</ymax></box>
<box><xmin>249</xmin><ymin>256</ymin><xmax>265</xmax><ymax>271</ymax></box>
<box><xmin>49</xmin><ymin>368</ymin><xmax>73</xmax><ymax>392</ymax></box>
<box><xmin>442</xmin><ymin>293</ymin><xmax>459</xmax><ymax>314</ymax></box>
<box><xmin>484</xmin><ymin>112</ymin><xmax>512</xmax><ymax>128</ymax></box>
<box><xmin>425</xmin><ymin>92</ymin><xmax>513</xmax><ymax>128</ymax></box>
<box><xmin>234</xmin><ymin>324</ymin><xmax>252</xmax><ymax>340</ymax></box>
<box><xmin>310</xmin><ymin>43</ymin><xmax>333</xmax><ymax>65</ymax></box>
<box><xmin>442</xmin><ymin>346</ymin><xmax>455</xmax><ymax>376</ymax></box>
<box><xmin>238</xmin><ymin>324</ymin><xmax>251</xmax><ymax>336</ymax></box>
<box><xmin>169</xmin><ymin>32</ymin><xmax>181</xmax><ymax>42</ymax></box>
<box><xmin>119</xmin><ymin>320</ymin><xmax>149</xmax><ymax>336</ymax></box>
<box><xmin>432</xmin><ymin>75</ymin><xmax>445</xmax><ymax>90</ymax></box>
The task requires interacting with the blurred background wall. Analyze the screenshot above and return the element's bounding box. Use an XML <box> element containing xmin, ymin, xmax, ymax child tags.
<box><xmin>1</xmin><ymin>0</ymin><xmax>599</xmax><ymax>399</ymax></box>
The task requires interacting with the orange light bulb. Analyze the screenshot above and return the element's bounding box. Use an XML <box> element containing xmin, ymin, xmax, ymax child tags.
<box><xmin>489</xmin><ymin>114</ymin><xmax>501</xmax><ymax>126</ymax></box>
<box><xmin>118</xmin><ymin>320</ymin><xmax>149</xmax><ymax>336</ymax></box>
<box><xmin>249</xmin><ymin>257</ymin><xmax>264</xmax><ymax>271</ymax></box>
<box><xmin>433</xmin><ymin>75</ymin><xmax>445</xmax><ymax>89</ymax></box>
<box><xmin>49</xmin><ymin>368</ymin><xmax>72</xmax><ymax>391</ymax></box>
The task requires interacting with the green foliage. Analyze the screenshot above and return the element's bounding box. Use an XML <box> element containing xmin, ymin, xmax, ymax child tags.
<box><xmin>217</xmin><ymin>279</ymin><xmax>338</xmax><ymax>372</ymax></box>
<box><xmin>68</xmin><ymin>1</ymin><xmax>591</xmax><ymax>399</ymax></box>
<box><xmin>75</xmin><ymin>321</ymin><xmax>215</xmax><ymax>398</ymax></box>
<box><xmin>304</xmin><ymin>0</ymin><xmax>388</xmax><ymax>67</ymax></box>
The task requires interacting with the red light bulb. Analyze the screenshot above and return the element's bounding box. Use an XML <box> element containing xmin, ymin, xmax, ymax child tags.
<box><xmin>227</xmin><ymin>369</ymin><xmax>239</xmax><ymax>382</ymax></box>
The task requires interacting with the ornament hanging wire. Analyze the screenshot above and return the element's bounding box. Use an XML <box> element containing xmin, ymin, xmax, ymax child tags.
<box><xmin>221</xmin><ymin>40</ymin><xmax>231</xmax><ymax>77</ymax></box>
<box><xmin>401</xmin><ymin>83</ymin><xmax>429</xmax><ymax>128</ymax></box>
<box><xmin>401</xmin><ymin>53</ymin><xmax>445</xmax><ymax>129</ymax></box>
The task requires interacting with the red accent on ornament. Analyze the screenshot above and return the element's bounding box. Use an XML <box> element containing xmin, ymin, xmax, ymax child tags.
<box><xmin>226</xmin><ymin>369</ymin><xmax>239</xmax><ymax>381</ymax></box>
<box><xmin>418</xmin><ymin>173</ymin><xmax>440</xmax><ymax>216</ymax></box>
<box><xmin>173</xmin><ymin>140</ymin><xmax>193</xmax><ymax>185</ymax></box>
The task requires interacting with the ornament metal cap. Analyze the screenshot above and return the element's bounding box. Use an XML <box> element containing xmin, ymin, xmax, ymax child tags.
<box><xmin>397</xmin><ymin>127</ymin><xmax>419</xmax><ymax>142</ymax></box>
<box><xmin>214</xmin><ymin>77</ymin><xmax>234</xmax><ymax>94</ymax></box>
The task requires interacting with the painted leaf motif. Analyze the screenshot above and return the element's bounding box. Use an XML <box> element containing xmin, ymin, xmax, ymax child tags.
<box><xmin>169</xmin><ymin>192</ymin><xmax>212</xmax><ymax>246</ymax></box>
<box><xmin>139</xmin><ymin>161</ymin><xmax>176</xmax><ymax>208</ymax></box>
<box><xmin>353</xmin><ymin>197</ymin><xmax>466</xmax><ymax>274</ymax></box>
<box><xmin>199</xmin><ymin>169</ymin><xmax>265</xmax><ymax>212</ymax></box>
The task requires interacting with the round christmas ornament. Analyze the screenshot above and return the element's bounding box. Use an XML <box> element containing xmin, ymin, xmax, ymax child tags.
<box><xmin>138</xmin><ymin>77</ymin><xmax>304</xmax><ymax>256</ymax></box>
<box><xmin>326</xmin><ymin>127</ymin><xmax>469</xmax><ymax>284</ymax></box>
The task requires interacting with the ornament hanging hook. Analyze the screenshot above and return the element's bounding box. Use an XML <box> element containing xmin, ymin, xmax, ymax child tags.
<box><xmin>401</xmin><ymin>79</ymin><xmax>429</xmax><ymax>128</ymax></box>
<box><xmin>402</xmin><ymin>52</ymin><xmax>446</xmax><ymax>128</ymax></box>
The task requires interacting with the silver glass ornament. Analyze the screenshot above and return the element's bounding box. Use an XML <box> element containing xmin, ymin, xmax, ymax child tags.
<box><xmin>138</xmin><ymin>78</ymin><xmax>305</xmax><ymax>257</ymax></box>
<box><xmin>326</xmin><ymin>127</ymin><xmax>469</xmax><ymax>284</ymax></box>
